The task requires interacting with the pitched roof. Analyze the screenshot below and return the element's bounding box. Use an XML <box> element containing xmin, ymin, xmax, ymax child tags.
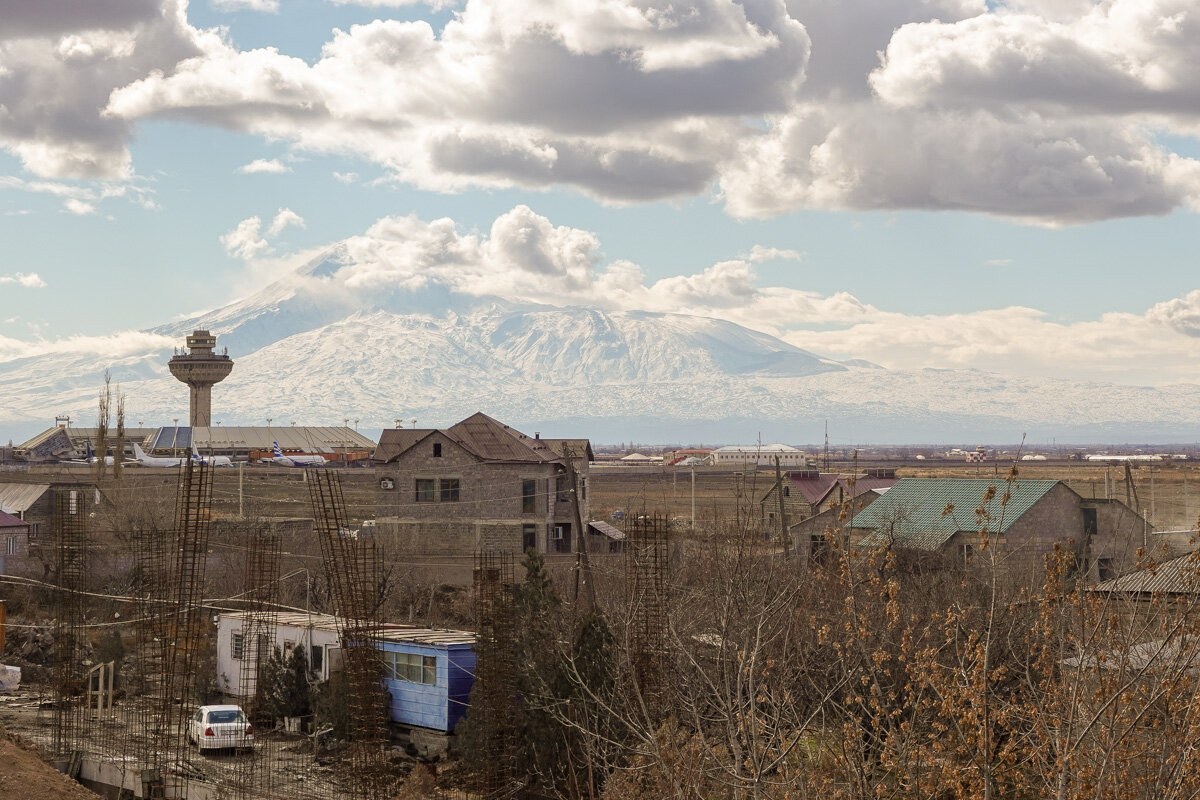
<box><xmin>1092</xmin><ymin>552</ymin><xmax>1200</xmax><ymax>595</ymax></box>
<box><xmin>375</xmin><ymin>413</ymin><xmax>591</xmax><ymax>465</ymax></box>
<box><xmin>374</xmin><ymin>429</ymin><xmax>436</xmax><ymax>463</ymax></box>
<box><xmin>0</xmin><ymin>484</ymin><xmax>50</xmax><ymax>515</ymax></box>
<box><xmin>0</xmin><ymin>510</ymin><xmax>27</xmax><ymax>529</ymax></box>
<box><xmin>854</xmin><ymin>478</ymin><xmax>1060</xmax><ymax>551</ymax></box>
<box><xmin>541</xmin><ymin>438</ymin><xmax>594</xmax><ymax>461</ymax></box>
<box><xmin>771</xmin><ymin>472</ymin><xmax>898</xmax><ymax>507</ymax></box>
<box><xmin>445</xmin><ymin>412</ymin><xmax>561</xmax><ymax>463</ymax></box>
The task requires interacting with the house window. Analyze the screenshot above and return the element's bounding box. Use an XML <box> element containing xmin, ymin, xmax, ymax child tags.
<box><xmin>580</xmin><ymin>477</ymin><xmax>586</xmax><ymax>500</ymax></box>
<box><xmin>310</xmin><ymin>644</ymin><xmax>324</xmax><ymax>673</ymax></box>
<box><xmin>551</xmin><ymin>524</ymin><xmax>571</xmax><ymax>553</ymax></box>
<box><xmin>1082</xmin><ymin>507</ymin><xmax>1098</xmax><ymax>537</ymax></box>
<box><xmin>283</xmin><ymin>640</ymin><xmax>295</xmax><ymax>653</ymax></box>
<box><xmin>415</xmin><ymin>479</ymin><xmax>435</xmax><ymax>502</ymax></box>
<box><xmin>783</xmin><ymin>486</ymin><xmax>790</xmax><ymax>498</ymax></box>
<box><xmin>522</xmin><ymin>524</ymin><xmax>538</xmax><ymax>552</ymax></box>
<box><xmin>231</xmin><ymin>631</ymin><xmax>244</xmax><ymax>660</ymax></box>
<box><xmin>1097</xmin><ymin>557</ymin><xmax>1117</xmax><ymax>581</ymax></box>
<box><xmin>958</xmin><ymin>544</ymin><xmax>974</xmax><ymax>565</ymax></box>
<box><xmin>439</xmin><ymin>478</ymin><xmax>460</xmax><ymax>502</ymax></box>
<box><xmin>433</xmin><ymin>443</ymin><xmax>442</xmax><ymax>458</ymax></box>
<box><xmin>386</xmin><ymin>651</ymin><xmax>437</xmax><ymax>685</ymax></box>
<box><xmin>5</xmin><ymin>537</ymin><xmax>16</xmax><ymax>556</ymax></box>
<box><xmin>257</xmin><ymin>634</ymin><xmax>271</xmax><ymax>659</ymax></box>
<box><xmin>522</xmin><ymin>479</ymin><xmax>537</xmax><ymax>513</ymax></box>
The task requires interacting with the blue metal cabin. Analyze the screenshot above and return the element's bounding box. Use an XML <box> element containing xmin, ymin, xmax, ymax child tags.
<box><xmin>375</xmin><ymin>627</ymin><xmax>476</xmax><ymax>733</ymax></box>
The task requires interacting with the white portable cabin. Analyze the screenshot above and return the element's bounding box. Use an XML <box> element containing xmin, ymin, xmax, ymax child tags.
<box><xmin>215</xmin><ymin>611</ymin><xmax>341</xmax><ymax>698</ymax></box>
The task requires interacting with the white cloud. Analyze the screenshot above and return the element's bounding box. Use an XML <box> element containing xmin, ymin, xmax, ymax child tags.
<box><xmin>0</xmin><ymin>0</ymin><xmax>1197</xmax><ymax>223</ymax></box>
<box><xmin>211</xmin><ymin>0</ymin><xmax>280</xmax><ymax>11</ymax></box>
<box><xmin>64</xmin><ymin>198</ymin><xmax>95</xmax><ymax>215</ymax></box>
<box><xmin>105</xmin><ymin>0</ymin><xmax>810</xmax><ymax>203</ymax></box>
<box><xmin>328</xmin><ymin>0</ymin><xmax>458</xmax><ymax>8</ymax></box>
<box><xmin>220</xmin><ymin>216</ymin><xmax>271</xmax><ymax>260</ymax></box>
<box><xmin>742</xmin><ymin>245</ymin><xmax>803</xmax><ymax>262</ymax></box>
<box><xmin>0</xmin><ymin>272</ymin><xmax>46</xmax><ymax>288</ymax></box>
<box><xmin>0</xmin><ymin>170</ymin><xmax>157</xmax><ymax>214</ymax></box>
<box><xmin>0</xmin><ymin>0</ymin><xmax>214</xmax><ymax>179</ymax></box>
<box><xmin>267</xmin><ymin>207</ymin><xmax>305</xmax><ymax>236</ymax></box>
<box><xmin>236</xmin><ymin>158</ymin><xmax>290</xmax><ymax>174</ymax></box>
<box><xmin>332</xmin><ymin>171</ymin><xmax>359</xmax><ymax>183</ymax></box>
<box><xmin>0</xmin><ymin>330</ymin><xmax>175</xmax><ymax>363</ymax></box>
<box><xmin>230</xmin><ymin>205</ymin><xmax>1200</xmax><ymax>384</ymax></box>
<box><xmin>222</xmin><ymin>208</ymin><xmax>307</xmax><ymax>260</ymax></box>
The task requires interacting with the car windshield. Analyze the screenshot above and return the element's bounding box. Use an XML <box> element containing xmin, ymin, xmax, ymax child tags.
<box><xmin>207</xmin><ymin>710</ymin><xmax>245</xmax><ymax>724</ymax></box>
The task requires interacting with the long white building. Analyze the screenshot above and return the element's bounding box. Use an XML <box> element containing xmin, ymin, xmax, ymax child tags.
<box><xmin>709</xmin><ymin>444</ymin><xmax>808</xmax><ymax>467</ymax></box>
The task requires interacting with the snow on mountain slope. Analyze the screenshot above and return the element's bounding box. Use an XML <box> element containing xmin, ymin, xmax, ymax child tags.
<box><xmin>3</xmin><ymin>246</ymin><xmax>1200</xmax><ymax>444</ymax></box>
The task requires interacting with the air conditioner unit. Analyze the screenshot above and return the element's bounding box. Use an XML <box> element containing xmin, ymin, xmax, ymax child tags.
<box><xmin>552</xmin><ymin>526</ymin><xmax>565</xmax><ymax>540</ymax></box>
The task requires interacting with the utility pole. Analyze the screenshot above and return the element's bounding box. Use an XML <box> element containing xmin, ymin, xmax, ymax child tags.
<box><xmin>823</xmin><ymin>419</ymin><xmax>830</xmax><ymax>472</ymax></box>
<box><xmin>775</xmin><ymin>455</ymin><xmax>789</xmax><ymax>558</ymax></box>
<box><xmin>690</xmin><ymin>465</ymin><xmax>697</xmax><ymax>532</ymax></box>
<box><xmin>238</xmin><ymin>462</ymin><xmax>244</xmax><ymax>519</ymax></box>
<box><xmin>564</xmin><ymin>445</ymin><xmax>596</xmax><ymax>610</ymax></box>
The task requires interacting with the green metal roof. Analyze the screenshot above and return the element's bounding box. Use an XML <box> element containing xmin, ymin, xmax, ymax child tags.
<box><xmin>855</xmin><ymin>478</ymin><xmax>1060</xmax><ymax>551</ymax></box>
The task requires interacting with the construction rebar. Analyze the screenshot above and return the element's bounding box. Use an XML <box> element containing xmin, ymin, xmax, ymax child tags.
<box><xmin>625</xmin><ymin>513</ymin><xmax>669</xmax><ymax>691</ymax></box>
<box><xmin>49</xmin><ymin>486</ymin><xmax>88</xmax><ymax>757</ymax></box>
<box><xmin>235</xmin><ymin>524</ymin><xmax>282</xmax><ymax>800</ymax></box>
<box><xmin>473</xmin><ymin>551</ymin><xmax>519</xmax><ymax>799</ymax></box>
<box><xmin>307</xmin><ymin>468</ymin><xmax>391</xmax><ymax>800</ymax></box>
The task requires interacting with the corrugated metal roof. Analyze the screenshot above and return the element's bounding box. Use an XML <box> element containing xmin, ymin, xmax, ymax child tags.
<box><xmin>153</xmin><ymin>426</ymin><xmax>375</xmax><ymax>453</ymax></box>
<box><xmin>0</xmin><ymin>483</ymin><xmax>49</xmax><ymax>514</ymax></box>
<box><xmin>855</xmin><ymin>478</ymin><xmax>1059</xmax><ymax>551</ymax></box>
<box><xmin>1092</xmin><ymin>551</ymin><xmax>1200</xmax><ymax>595</ymax></box>
<box><xmin>219</xmin><ymin>611</ymin><xmax>476</xmax><ymax>647</ymax></box>
<box><xmin>588</xmin><ymin>520</ymin><xmax>626</xmax><ymax>541</ymax></box>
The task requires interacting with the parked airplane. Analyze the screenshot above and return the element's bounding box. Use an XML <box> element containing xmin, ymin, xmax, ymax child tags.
<box><xmin>66</xmin><ymin>442</ymin><xmax>135</xmax><ymax>467</ymax></box>
<box><xmin>191</xmin><ymin>445</ymin><xmax>233</xmax><ymax>467</ymax></box>
<box><xmin>269</xmin><ymin>442</ymin><xmax>326</xmax><ymax>467</ymax></box>
<box><xmin>132</xmin><ymin>443</ymin><xmax>186</xmax><ymax>468</ymax></box>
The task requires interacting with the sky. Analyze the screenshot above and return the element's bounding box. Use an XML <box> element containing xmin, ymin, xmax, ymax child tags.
<box><xmin>3</xmin><ymin>0</ymin><xmax>1200</xmax><ymax>386</ymax></box>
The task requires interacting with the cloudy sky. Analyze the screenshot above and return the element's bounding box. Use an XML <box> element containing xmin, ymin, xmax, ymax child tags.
<box><xmin>3</xmin><ymin>0</ymin><xmax>1200</xmax><ymax>385</ymax></box>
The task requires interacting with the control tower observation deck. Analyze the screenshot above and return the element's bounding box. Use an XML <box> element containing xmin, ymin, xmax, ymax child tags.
<box><xmin>168</xmin><ymin>330</ymin><xmax>234</xmax><ymax>427</ymax></box>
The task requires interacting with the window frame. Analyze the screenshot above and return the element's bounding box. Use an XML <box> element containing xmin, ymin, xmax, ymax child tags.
<box><xmin>385</xmin><ymin>651</ymin><xmax>438</xmax><ymax>685</ymax></box>
<box><xmin>414</xmin><ymin>478</ymin><xmax>435</xmax><ymax>503</ymax></box>
<box><xmin>5</xmin><ymin>536</ymin><xmax>16</xmax><ymax>556</ymax></box>
<box><xmin>231</xmin><ymin>631</ymin><xmax>244</xmax><ymax>660</ymax></box>
<box><xmin>521</xmin><ymin>479</ymin><xmax>537</xmax><ymax>513</ymax></box>
<box><xmin>439</xmin><ymin>478</ymin><xmax>460</xmax><ymax>502</ymax></box>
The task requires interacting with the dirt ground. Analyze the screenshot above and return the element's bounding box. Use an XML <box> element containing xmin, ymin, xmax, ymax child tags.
<box><xmin>0</xmin><ymin>726</ymin><xmax>99</xmax><ymax>800</ymax></box>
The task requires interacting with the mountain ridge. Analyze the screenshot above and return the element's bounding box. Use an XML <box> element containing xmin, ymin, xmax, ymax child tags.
<box><xmin>3</xmin><ymin>251</ymin><xmax>1200</xmax><ymax>444</ymax></box>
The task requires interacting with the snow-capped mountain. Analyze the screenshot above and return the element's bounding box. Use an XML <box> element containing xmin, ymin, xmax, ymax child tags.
<box><xmin>3</xmin><ymin>248</ymin><xmax>1200</xmax><ymax>444</ymax></box>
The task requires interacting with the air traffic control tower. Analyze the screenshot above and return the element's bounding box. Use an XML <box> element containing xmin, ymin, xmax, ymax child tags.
<box><xmin>168</xmin><ymin>330</ymin><xmax>234</xmax><ymax>427</ymax></box>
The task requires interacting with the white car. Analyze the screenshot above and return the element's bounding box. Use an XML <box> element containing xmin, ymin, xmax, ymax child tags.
<box><xmin>187</xmin><ymin>705</ymin><xmax>254</xmax><ymax>752</ymax></box>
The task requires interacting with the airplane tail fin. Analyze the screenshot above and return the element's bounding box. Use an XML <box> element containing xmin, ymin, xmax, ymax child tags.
<box><xmin>273</xmin><ymin>441</ymin><xmax>283</xmax><ymax>457</ymax></box>
<box><xmin>133</xmin><ymin>443</ymin><xmax>144</xmax><ymax>458</ymax></box>
<box><xmin>86</xmin><ymin>442</ymin><xmax>94</xmax><ymax>459</ymax></box>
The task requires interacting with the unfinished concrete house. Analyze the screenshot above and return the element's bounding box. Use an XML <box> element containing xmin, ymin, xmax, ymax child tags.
<box><xmin>374</xmin><ymin>413</ymin><xmax>600</xmax><ymax>566</ymax></box>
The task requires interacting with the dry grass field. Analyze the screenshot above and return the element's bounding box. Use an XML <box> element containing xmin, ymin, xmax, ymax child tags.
<box><xmin>587</xmin><ymin>460</ymin><xmax>1200</xmax><ymax>534</ymax></box>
